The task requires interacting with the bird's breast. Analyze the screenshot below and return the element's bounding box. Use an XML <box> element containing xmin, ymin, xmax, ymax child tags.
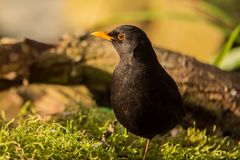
<box><xmin>111</xmin><ymin>61</ymin><xmax>156</xmax><ymax>124</ymax></box>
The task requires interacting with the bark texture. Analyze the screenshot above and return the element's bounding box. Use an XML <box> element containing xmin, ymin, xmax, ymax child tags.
<box><xmin>0</xmin><ymin>34</ymin><xmax>239</xmax><ymax>138</ymax></box>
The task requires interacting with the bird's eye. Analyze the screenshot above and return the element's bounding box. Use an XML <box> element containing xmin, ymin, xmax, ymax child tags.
<box><xmin>117</xmin><ymin>33</ymin><xmax>125</xmax><ymax>41</ymax></box>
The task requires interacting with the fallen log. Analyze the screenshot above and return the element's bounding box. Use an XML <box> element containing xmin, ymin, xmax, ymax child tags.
<box><xmin>0</xmin><ymin>34</ymin><xmax>239</xmax><ymax>138</ymax></box>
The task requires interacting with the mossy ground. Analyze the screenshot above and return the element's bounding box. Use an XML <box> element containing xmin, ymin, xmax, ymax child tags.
<box><xmin>0</xmin><ymin>107</ymin><xmax>239</xmax><ymax>160</ymax></box>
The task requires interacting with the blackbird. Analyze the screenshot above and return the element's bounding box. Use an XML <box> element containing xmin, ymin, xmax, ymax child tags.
<box><xmin>91</xmin><ymin>25</ymin><xmax>185</xmax><ymax>160</ymax></box>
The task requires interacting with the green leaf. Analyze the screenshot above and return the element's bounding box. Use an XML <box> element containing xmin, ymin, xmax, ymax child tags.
<box><xmin>213</xmin><ymin>24</ymin><xmax>240</xmax><ymax>66</ymax></box>
<box><xmin>219</xmin><ymin>47</ymin><xmax>240</xmax><ymax>71</ymax></box>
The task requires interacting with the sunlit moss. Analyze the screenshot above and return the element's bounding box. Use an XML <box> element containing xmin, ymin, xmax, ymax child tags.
<box><xmin>0</xmin><ymin>108</ymin><xmax>239</xmax><ymax>159</ymax></box>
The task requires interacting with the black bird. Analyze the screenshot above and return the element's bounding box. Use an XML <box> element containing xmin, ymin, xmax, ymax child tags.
<box><xmin>91</xmin><ymin>25</ymin><xmax>185</xmax><ymax>160</ymax></box>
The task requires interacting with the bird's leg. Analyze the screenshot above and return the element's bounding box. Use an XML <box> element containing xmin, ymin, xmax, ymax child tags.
<box><xmin>143</xmin><ymin>139</ymin><xmax>150</xmax><ymax>160</ymax></box>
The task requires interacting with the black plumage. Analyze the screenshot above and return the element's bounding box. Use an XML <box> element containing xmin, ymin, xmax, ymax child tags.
<box><xmin>91</xmin><ymin>25</ymin><xmax>185</xmax><ymax>159</ymax></box>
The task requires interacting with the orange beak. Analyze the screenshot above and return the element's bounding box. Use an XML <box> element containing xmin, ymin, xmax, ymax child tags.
<box><xmin>90</xmin><ymin>32</ymin><xmax>114</xmax><ymax>41</ymax></box>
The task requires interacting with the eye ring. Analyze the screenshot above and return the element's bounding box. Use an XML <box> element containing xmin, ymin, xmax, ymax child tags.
<box><xmin>117</xmin><ymin>33</ymin><xmax>125</xmax><ymax>41</ymax></box>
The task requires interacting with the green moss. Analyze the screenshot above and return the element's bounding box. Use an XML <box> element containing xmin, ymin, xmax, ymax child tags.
<box><xmin>0</xmin><ymin>108</ymin><xmax>239</xmax><ymax>159</ymax></box>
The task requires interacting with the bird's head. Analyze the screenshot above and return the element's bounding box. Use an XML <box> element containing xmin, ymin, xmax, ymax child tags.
<box><xmin>91</xmin><ymin>25</ymin><xmax>154</xmax><ymax>60</ymax></box>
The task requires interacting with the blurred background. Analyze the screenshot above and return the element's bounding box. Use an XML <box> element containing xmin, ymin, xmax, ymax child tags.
<box><xmin>0</xmin><ymin>0</ymin><xmax>240</xmax><ymax>120</ymax></box>
<box><xmin>0</xmin><ymin>0</ymin><xmax>239</xmax><ymax>63</ymax></box>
